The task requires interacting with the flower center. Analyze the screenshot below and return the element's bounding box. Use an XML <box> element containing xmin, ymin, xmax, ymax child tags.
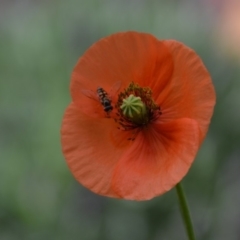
<box><xmin>115</xmin><ymin>82</ymin><xmax>161</xmax><ymax>133</ymax></box>
<box><xmin>120</xmin><ymin>94</ymin><xmax>147</xmax><ymax>124</ymax></box>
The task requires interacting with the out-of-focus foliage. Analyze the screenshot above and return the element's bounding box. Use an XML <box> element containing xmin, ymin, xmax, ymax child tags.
<box><xmin>0</xmin><ymin>0</ymin><xmax>239</xmax><ymax>240</ymax></box>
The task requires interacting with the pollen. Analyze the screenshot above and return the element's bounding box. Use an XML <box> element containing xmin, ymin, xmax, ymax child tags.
<box><xmin>115</xmin><ymin>82</ymin><xmax>161</xmax><ymax>131</ymax></box>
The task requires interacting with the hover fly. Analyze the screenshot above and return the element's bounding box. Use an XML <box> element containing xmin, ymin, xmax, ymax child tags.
<box><xmin>81</xmin><ymin>81</ymin><xmax>122</xmax><ymax>114</ymax></box>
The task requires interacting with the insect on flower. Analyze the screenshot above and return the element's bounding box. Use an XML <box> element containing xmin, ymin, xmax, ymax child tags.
<box><xmin>61</xmin><ymin>31</ymin><xmax>216</xmax><ymax>200</ymax></box>
<box><xmin>81</xmin><ymin>81</ymin><xmax>121</xmax><ymax>115</ymax></box>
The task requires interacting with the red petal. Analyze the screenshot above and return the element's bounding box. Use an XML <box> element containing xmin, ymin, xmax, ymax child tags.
<box><xmin>61</xmin><ymin>103</ymin><xmax>125</xmax><ymax>197</ymax></box>
<box><xmin>157</xmin><ymin>40</ymin><xmax>216</xmax><ymax>142</ymax></box>
<box><xmin>111</xmin><ymin>118</ymin><xmax>200</xmax><ymax>200</ymax></box>
<box><xmin>70</xmin><ymin>32</ymin><xmax>173</xmax><ymax>117</ymax></box>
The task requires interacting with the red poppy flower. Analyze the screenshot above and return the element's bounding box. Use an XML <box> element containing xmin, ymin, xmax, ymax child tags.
<box><xmin>61</xmin><ymin>31</ymin><xmax>216</xmax><ymax>200</ymax></box>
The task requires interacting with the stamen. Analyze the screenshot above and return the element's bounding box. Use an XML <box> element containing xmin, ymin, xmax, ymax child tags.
<box><xmin>115</xmin><ymin>82</ymin><xmax>161</xmax><ymax>136</ymax></box>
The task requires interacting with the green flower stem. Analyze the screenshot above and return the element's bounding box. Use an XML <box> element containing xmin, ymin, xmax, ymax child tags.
<box><xmin>176</xmin><ymin>182</ymin><xmax>196</xmax><ymax>240</ymax></box>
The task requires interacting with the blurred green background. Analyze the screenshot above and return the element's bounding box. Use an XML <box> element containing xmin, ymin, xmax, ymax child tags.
<box><xmin>1</xmin><ymin>0</ymin><xmax>240</xmax><ymax>239</ymax></box>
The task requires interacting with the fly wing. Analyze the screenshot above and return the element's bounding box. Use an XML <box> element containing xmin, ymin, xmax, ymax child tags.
<box><xmin>81</xmin><ymin>89</ymin><xmax>98</xmax><ymax>101</ymax></box>
<box><xmin>109</xmin><ymin>81</ymin><xmax>122</xmax><ymax>99</ymax></box>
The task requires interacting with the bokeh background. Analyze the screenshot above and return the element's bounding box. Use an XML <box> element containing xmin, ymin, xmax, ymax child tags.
<box><xmin>1</xmin><ymin>0</ymin><xmax>240</xmax><ymax>239</ymax></box>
